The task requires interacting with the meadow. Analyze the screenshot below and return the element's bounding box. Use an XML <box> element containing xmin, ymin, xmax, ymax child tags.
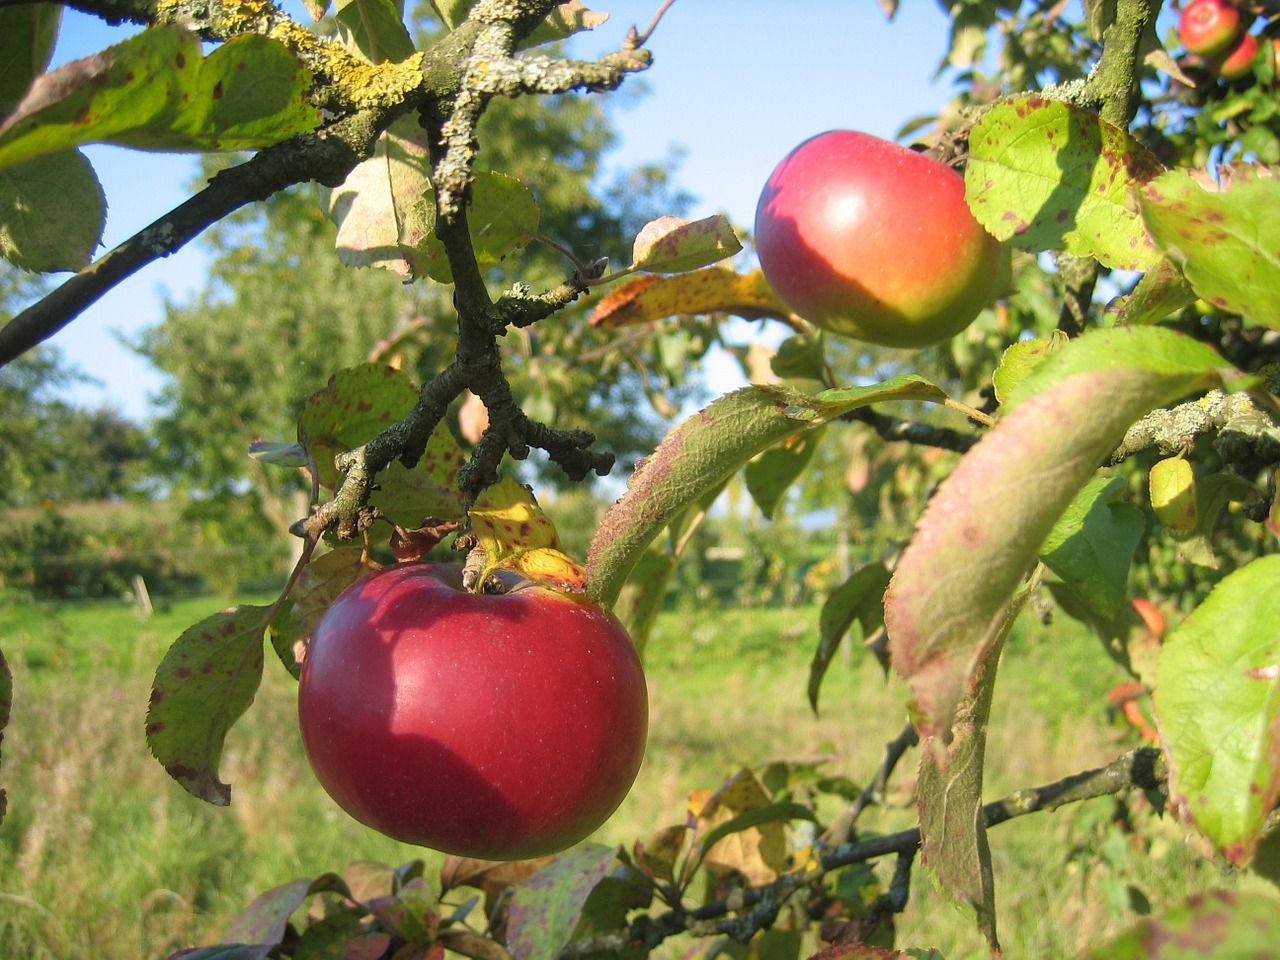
<box><xmin>0</xmin><ymin>590</ymin><xmax>1226</xmax><ymax>959</ymax></box>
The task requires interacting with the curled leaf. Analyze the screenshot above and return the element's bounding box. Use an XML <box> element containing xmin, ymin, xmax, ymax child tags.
<box><xmin>589</xmin><ymin>266</ymin><xmax>795</xmax><ymax>329</ymax></box>
<box><xmin>629</xmin><ymin>213</ymin><xmax>743</xmax><ymax>274</ymax></box>
<box><xmin>470</xmin><ymin>478</ymin><xmax>587</xmax><ymax>591</ymax></box>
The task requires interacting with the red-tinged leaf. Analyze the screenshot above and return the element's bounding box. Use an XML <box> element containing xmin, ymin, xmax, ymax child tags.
<box><xmin>146</xmin><ymin>605</ymin><xmax>271</xmax><ymax>804</ymax></box>
<box><xmin>470</xmin><ymin>479</ymin><xmax>587</xmax><ymax>591</ymax></box>
<box><xmin>223</xmin><ymin>874</ymin><xmax>350</xmax><ymax>947</ymax></box>
<box><xmin>810</xmin><ymin>562</ymin><xmax>892</xmax><ymax>712</ymax></box>
<box><xmin>965</xmin><ymin>96</ymin><xmax>1164</xmax><ymax>271</ymax></box>
<box><xmin>505</xmin><ymin>844</ymin><xmax>621</xmax><ymax>960</ymax></box>
<box><xmin>1137</xmin><ymin>164</ymin><xmax>1280</xmax><ymax>328</ymax></box>
<box><xmin>438</xmin><ymin>855</ymin><xmax>554</xmax><ymax>897</ymax></box>
<box><xmin>1077</xmin><ymin>889</ymin><xmax>1280</xmax><ymax>959</ymax></box>
<box><xmin>587</xmin><ymin>377</ymin><xmax>946</xmax><ymax>609</ymax></box>
<box><xmin>886</xmin><ymin>327</ymin><xmax>1226</xmax><ymax>749</ymax></box>
<box><xmin>367</xmin><ymin>876</ymin><xmax>439</xmax><ymax>943</ymax></box>
<box><xmin>1153</xmin><ymin>554</ymin><xmax>1280</xmax><ymax>866</ymax></box>
<box><xmin>916</xmin><ymin>580</ymin><xmax>1032</xmax><ymax>956</ymax></box>
<box><xmin>0</xmin><ymin>148</ymin><xmax>104</xmax><ymax>272</ymax></box>
<box><xmin>589</xmin><ymin>266</ymin><xmax>795</xmax><ymax>329</ymax></box>
<box><xmin>629</xmin><ymin>214</ymin><xmax>742</xmax><ymax>274</ymax></box>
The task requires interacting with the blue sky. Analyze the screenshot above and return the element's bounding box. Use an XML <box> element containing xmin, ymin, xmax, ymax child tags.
<box><xmin>43</xmin><ymin>0</ymin><xmax>963</xmax><ymax>419</ymax></box>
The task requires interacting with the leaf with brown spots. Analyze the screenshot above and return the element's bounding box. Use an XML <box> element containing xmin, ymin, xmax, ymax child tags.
<box><xmin>0</xmin><ymin>28</ymin><xmax>318</xmax><ymax>168</ymax></box>
<box><xmin>470</xmin><ymin>478</ymin><xmax>587</xmax><ymax>591</ymax></box>
<box><xmin>298</xmin><ymin>363</ymin><xmax>466</xmax><ymax>522</ymax></box>
<box><xmin>147</xmin><ymin>605</ymin><xmax>272</xmax><ymax>805</ymax></box>
<box><xmin>1137</xmin><ymin>164</ymin><xmax>1280</xmax><ymax>328</ymax></box>
<box><xmin>589</xmin><ymin>266</ymin><xmax>797</xmax><ymax>329</ymax></box>
<box><xmin>965</xmin><ymin>95</ymin><xmax>1164</xmax><ymax>271</ymax></box>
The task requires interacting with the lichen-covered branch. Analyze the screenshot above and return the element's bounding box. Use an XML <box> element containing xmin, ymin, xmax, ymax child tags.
<box><xmin>1109</xmin><ymin>387</ymin><xmax>1280</xmax><ymax>474</ymax></box>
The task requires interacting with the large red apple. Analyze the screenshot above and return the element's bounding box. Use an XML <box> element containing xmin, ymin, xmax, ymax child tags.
<box><xmin>755</xmin><ymin>130</ymin><xmax>1004</xmax><ymax>349</ymax></box>
<box><xmin>297</xmin><ymin>562</ymin><xmax>648</xmax><ymax>860</ymax></box>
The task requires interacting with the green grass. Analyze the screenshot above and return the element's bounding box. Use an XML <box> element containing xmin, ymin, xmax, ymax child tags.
<box><xmin>0</xmin><ymin>593</ymin><xmax>1226</xmax><ymax>959</ymax></box>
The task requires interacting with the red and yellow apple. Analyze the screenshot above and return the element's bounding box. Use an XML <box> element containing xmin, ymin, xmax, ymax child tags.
<box><xmin>754</xmin><ymin>130</ymin><xmax>1004</xmax><ymax>349</ymax></box>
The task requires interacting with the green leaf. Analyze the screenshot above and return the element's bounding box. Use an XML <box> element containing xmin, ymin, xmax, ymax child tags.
<box><xmin>506</xmin><ymin>844</ymin><xmax>620</xmax><ymax>960</ymax></box>
<box><xmin>1079</xmin><ymin>890</ymin><xmax>1280</xmax><ymax>959</ymax></box>
<box><xmin>744</xmin><ymin>429</ymin><xmax>821</xmax><ymax>520</ymax></box>
<box><xmin>0</xmin><ymin>148</ymin><xmax>104</xmax><ymax>272</ymax></box>
<box><xmin>370</xmin><ymin>419</ymin><xmax>466</xmax><ymax>526</ymax></box>
<box><xmin>770</xmin><ymin>334</ymin><xmax>828</xmax><ymax>383</ymax></box>
<box><xmin>809</xmin><ymin>562</ymin><xmax>892</xmax><ymax>712</ymax></box>
<box><xmin>0</xmin><ymin>3</ymin><xmax>62</xmax><ymax>112</ymax></box>
<box><xmin>1107</xmin><ymin>257</ymin><xmax>1196</xmax><ymax>327</ymax></box>
<box><xmin>146</xmin><ymin>605</ymin><xmax>270</xmax><ymax>805</ymax></box>
<box><xmin>1040</xmin><ymin>476</ymin><xmax>1144</xmax><ymax>621</ymax></box>
<box><xmin>334</xmin><ymin>0</ymin><xmax>416</xmax><ymax>64</ymax></box>
<box><xmin>966</xmin><ymin>96</ymin><xmax>1164</xmax><ymax>270</ymax></box>
<box><xmin>1005</xmin><ymin>325</ymin><xmax>1230</xmax><ymax>410</ymax></box>
<box><xmin>323</xmin><ymin>119</ymin><xmax>538</xmax><ymax>282</ymax></box>
<box><xmin>886</xmin><ymin>327</ymin><xmax>1225</xmax><ymax>745</ymax></box>
<box><xmin>1137</xmin><ymin>164</ymin><xmax>1280</xmax><ymax>328</ymax></box>
<box><xmin>1153</xmin><ymin>554</ymin><xmax>1280</xmax><ymax>866</ymax></box>
<box><xmin>629</xmin><ymin>214</ymin><xmax>743</xmax><ymax>274</ymax></box>
<box><xmin>0</xmin><ymin>27</ymin><xmax>319</xmax><ymax>169</ymax></box>
<box><xmin>427</xmin><ymin>0</ymin><xmax>479</xmax><ymax>28</ymax></box>
<box><xmin>991</xmin><ymin>335</ymin><xmax>1059</xmax><ymax>406</ymax></box>
<box><xmin>586</xmin><ymin>376</ymin><xmax>947</xmax><ymax>609</ymax></box>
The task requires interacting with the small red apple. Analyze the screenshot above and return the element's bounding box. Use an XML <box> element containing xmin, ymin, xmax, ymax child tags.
<box><xmin>1179</xmin><ymin>0</ymin><xmax>1242</xmax><ymax>56</ymax></box>
<box><xmin>754</xmin><ymin>130</ymin><xmax>1004</xmax><ymax>349</ymax></box>
<box><xmin>297</xmin><ymin>562</ymin><xmax>648</xmax><ymax>860</ymax></box>
<box><xmin>1215</xmin><ymin>30</ymin><xmax>1259</xmax><ymax>79</ymax></box>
